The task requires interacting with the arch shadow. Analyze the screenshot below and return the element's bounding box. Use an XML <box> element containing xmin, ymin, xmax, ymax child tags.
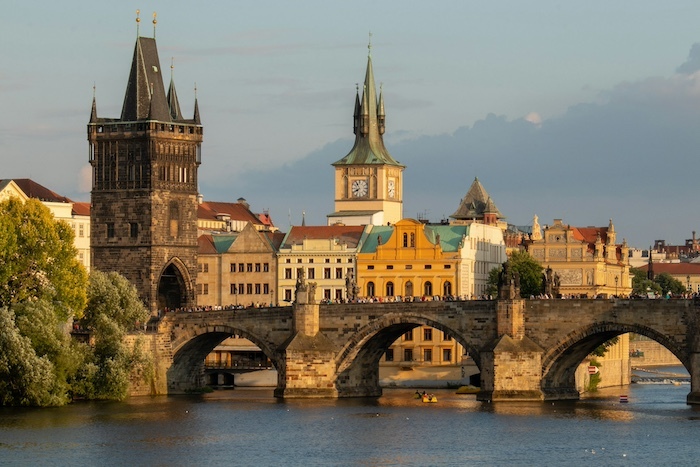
<box><xmin>334</xmin><ymin>312</ymin><xmax>481</xmax><ymax>397</ymax></box>
<box><xmin>167</xmin><ymin>325</ymin><xmax>282</xmax><ymax>394</ymax></box>
<box><xmin>541</xmin><ymin>321</ymin><xmax>689</xmax><ymax>400</ymax></box>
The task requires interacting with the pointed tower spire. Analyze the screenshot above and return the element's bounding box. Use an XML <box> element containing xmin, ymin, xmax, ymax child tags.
<box><xmin>353</xmin><ymin>83</ymin><xmax>360</xmax><ymax>135</ymax></box>
<box><xmin>450</xmin><ymin>177</ymin><xmax>503</xmax><ymax>222</ymax></box>
<box><xmin>301</xmin><ymin>211</ymin><xmax>306</xmax><ymax>227</ymax></box>
<box><xmin>193</xmin><ymin>83</ymin><xmax>201</xmax><ymax>124</ymax></box>
<box><xmin>90</xmin><ymin>84</ymin><xmax>98</xmax><ymax>123</ymax></box>
<box><xmin>377</xmin><ymin>82</ymin><xmax>385</xmax><ymax>135</ymax></box>
<box><xmin>333</xmin><ymin>36</ymin><xmax>402</xmax><ymax>167</ymax></box>
<box><xmin>167</xmin><ymin>57</ymin><xmax>183</xmax><ymax>120</ymax></box>
<box><xmin>121</xmin><ymin>36</ymin><xmax>171</xmax><ymax>122</ymax></box>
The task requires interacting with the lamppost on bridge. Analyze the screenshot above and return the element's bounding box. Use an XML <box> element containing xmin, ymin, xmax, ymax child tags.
<box><xmin>687</xmin><ymin>275</ymin><xmax>691</xmax><ymax>295</ymax></box>
<box><xmin>270</xmin><ymin>289</ymin><xmax>274</xmax><ymax>307</ymax></box>
<box><xmin>614</xmin><ymin>275</ymin><xmax>618</xmax><ymax>297</ymax></box>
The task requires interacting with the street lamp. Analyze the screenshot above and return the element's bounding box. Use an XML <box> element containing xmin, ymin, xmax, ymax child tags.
<box><xmin>687</xmin><ymin>275</ymin><xmax>691</xmax><ymax>295</ymax></box>
<box><xmin>615</xmin><ymin>275</ymin><xmax>619</xmax><ymax>297</ymax></box>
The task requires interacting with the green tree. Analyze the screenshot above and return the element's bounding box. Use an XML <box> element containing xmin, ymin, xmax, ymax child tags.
<box><xmin>630</xmin><ymin>267</ymin><xmax>661</xmax><ymax>296</ymax></box>
<box><xmin>71</xmin><ymin>271</ymin><xmax>153</xmax><ymax>401</ymax></box>
<box><xmin>655</xmin><ymin>272</ymin><xmax>686</xmax><ymax>296</ymax></box>
<box><xmin>485</xmin><ymin>251</ymin><xmax>544</xmax><ymax>298</ymax></box>
<box><xmin>0</xmin><ymin>198</ymin><xmax>87</xmax><ymax>320</ymax></box>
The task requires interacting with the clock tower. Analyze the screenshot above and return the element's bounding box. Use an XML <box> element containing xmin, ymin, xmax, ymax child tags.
<box><xmin>328</xmin><ymin>40</ymin><xmax>404</xmax><ymax>226</ymax></box>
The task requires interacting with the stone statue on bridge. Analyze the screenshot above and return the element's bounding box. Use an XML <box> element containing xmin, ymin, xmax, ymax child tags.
<box><xmin>346</xmin><ymin>269</ymin><xmax>359</xmax><ymax>302</ymax></box>
<box><xmin>295</xmin><ymin>267</ymin><xmax>317</xmax><ymax>305</ymax></box>
<box><xmin>498</xmin><ymin>261</ymin><xmax>521</xmax><ymax>299</ymax></box>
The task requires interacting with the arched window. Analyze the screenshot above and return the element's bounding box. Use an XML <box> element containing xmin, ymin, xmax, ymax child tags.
<box><xmin>424</xmin><ymin>281</ymin><xmax>433</xmax><ymax>296</ymax></box>
<box><xmin>386</xmin><ymin>281</ymin><xmax>394</xmax><ymax>297</ymax></box>
<box><xmin>403</xmin><ymin>233</ymin><xmax>408</xmax><ymax>247</ymax></box>
<box><xmin>410</xmin><ymin>233</ymin><xmax>415</xmax><ymax>247</ymax></box>
<box><xmin>443</xmin><ymin>281</ymin><xmax>452</xmax><ymax>297</ymax></box>
<box><xmin>367</xmin><ymin>281</ymin><xmax>375</xmax><ymax>297</ymax></box>
<box><xmin>405</xmin><ymin>281</ymin><xmax>413</xmax><ymax>297</ymax></box>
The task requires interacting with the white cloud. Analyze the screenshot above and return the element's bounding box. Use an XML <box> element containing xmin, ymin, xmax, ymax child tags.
<box><xmin>524</xmin><ymin>112</ymin><xmax>542</xmax><ymax>127</ymax></box>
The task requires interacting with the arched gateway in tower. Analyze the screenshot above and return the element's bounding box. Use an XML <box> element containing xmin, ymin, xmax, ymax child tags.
<box><xmin>87</xmin><ymin>22</ymin><xmax>202</xmax><ymax>313</ymax></box>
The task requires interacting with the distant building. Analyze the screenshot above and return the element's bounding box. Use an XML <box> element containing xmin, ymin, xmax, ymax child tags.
<box><xmin>635</xmin><ymin>262</ymin><xmax>700</xmax><ymax>294</ymax></box>
<box><xmin>0</xmin><ymin>179</ymin><xmax>91</xmax><ymax>271</ymax></box>
<box><xmin>526</xmin><ymin>218</ymin><xmax>631</xmax><ymax>297</ymax></box>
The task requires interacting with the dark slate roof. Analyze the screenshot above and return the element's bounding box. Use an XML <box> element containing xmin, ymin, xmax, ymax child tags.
<box><xmin>450</xmin><ymin>177</ymin><xmax>504</xmax><ymax>220</ymax></box>
<box><xmin>121</xmin><ymin>37</ymin><xmax>171</xmax><ymax>122</ymax></box>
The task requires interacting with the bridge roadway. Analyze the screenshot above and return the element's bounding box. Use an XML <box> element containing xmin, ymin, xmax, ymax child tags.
<box><xmin>131</xmin><ymin>298</ymin><xmax>700</xmax><ymax>404</ymax></box>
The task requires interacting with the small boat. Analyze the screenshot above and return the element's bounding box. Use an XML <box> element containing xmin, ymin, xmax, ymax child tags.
<box><xmin>422</xmin><ymin>394</ymin><xmax>438</xmax><ymax>403</ymax></box>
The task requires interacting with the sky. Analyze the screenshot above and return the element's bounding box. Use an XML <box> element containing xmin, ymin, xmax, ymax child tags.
<box><xmin>3</xmin><ymin>1</ymin><xmax>700</xmax><ymax>248</ymax></box>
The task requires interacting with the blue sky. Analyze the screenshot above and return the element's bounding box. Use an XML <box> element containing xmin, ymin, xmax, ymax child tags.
<box><xmin>3</xmin><ymin>1</ymin><xmax>700</xmax><ymax>247</ymax></box>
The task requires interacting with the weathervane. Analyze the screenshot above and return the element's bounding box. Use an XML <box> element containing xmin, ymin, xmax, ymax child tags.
<box><xmin>153</xmin><ymin>12</ymin><xmax>157</xmax><ymax>38</ymax></box>
<box><xmin>135</xmin><ymin>9</ymin><xmax>140</xmax><ymax>36</ymax></box>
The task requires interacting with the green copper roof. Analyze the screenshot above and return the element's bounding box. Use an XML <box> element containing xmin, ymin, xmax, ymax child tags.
<box><xmin>425</xmin><ymin>225</ymin><xmax>469</xmax><ymax>252</ymax></box>
<box><xmin>360</xmin><ymin>225</ymin><xmax>395</xmax><ymax>253</ymax></box>
<box><xmin>211</xmin><ymin>234</ymin><xmax>238</xmax><ymax>254</ymax></box>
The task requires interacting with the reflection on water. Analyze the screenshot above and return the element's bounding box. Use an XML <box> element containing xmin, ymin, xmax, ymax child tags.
<box><xmin>2</xmin><ymin>373</ymin><xmax>700</xmax><ymax>466</ymax></box>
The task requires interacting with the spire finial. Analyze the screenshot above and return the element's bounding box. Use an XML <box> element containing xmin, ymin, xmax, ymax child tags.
<box><xmin>152</xmin><ymin>12</ymin><xmax>157</xmax><ymax>38</ymax></box>
<box><xmin>368</xmin><ymin>31</ymin><xmax>372</xmax><ymax>57</ymax></box>
<box><xmin>170</xmin><ymin>57</ymin><xmax>174</xmax><ymax>79</ymax></box>
<box><xmin>355</xmin><ymin>82</ymin><xmax>359</xmax><ymax>93</ymax></box>
<box><xmin>135</xmin><ymin>9</ymin><xmax>140</xmax><ymax>36</ymax></box>
<box><xmin>194</xmin><ymin>82</ymin><xmax>198</xmax><ymax>98</ymax></box>
<box><xmin>93</xmin><ymin>82</ymin><xmax>96</xmax><ymax>99</ymax></box>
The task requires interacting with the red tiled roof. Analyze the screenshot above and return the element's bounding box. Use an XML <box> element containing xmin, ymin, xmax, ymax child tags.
<box><xmin>571</xmin><ymin>226</ymin><xmax>609</xmax><ymax>245</ymax></box>
<box><xmin>72</xmin><ymin>202</ymin><xmax>90</xmax><ymax>216</ymax></box>
<box><xmin>4</xmin><ymin>179</ymin><xmax>72</xmax><ymax>203</ymax></box>
<box><xmin>258</xmin><ymin>212</ymin><xmax>275</xmax><ymax>228</ymax></box>
<box><xmin>263</xmin><ymin>231</ymin><xmax>287</xmax><ymax>250</ymax></box>
<box><xmin>282</xmin><ymin>225</ymin><xmax>366</xmax><ymax>248</ymax></box>
<box><xmin>198</xmin><ymin>201</ymin><xmax>263</xmax><ymax>225</ymax></box>
<box><xmin>197</xmin><ymin>234</ymin><xmax>217</xmax><ymax>254</ymax></box>
<box><xmin>636</xmin><ymin>263</ymin><xmax>700</xmax><ymax>275</ymax></box>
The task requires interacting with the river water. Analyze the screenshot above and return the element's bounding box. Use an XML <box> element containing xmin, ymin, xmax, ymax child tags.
<box><xmin>1</xmin><ymin>368</ymin><xmax>699</xmax><ymax>466</ymax></box>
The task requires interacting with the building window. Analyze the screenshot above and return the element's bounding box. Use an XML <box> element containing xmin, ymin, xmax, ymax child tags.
<box><xmin>308</xmin><ymin>268</ymin><xmax>315</xmax><ymax>279</ymax></box>
<box><xmin>405</xmin><ymin>281</ymin><xmax>414</xmax><ymax>297</ymax></box>
<box><xmin>444</xmin><ymin>265</ymin><xmax>451</xmax><ymax>269</ymax></box>
<box><xmin>403</xmin><ymin>233</ymin><xmax>408</xmax><ymax>247</ymax></box>
<box><xmin>424</xmin><ymin>265</ymin><xmax>432</xmax><ymax>270</ymax></box>
<box><xmin>247</xmin><ymin>263</ymin><xmax>253</xmax><ymax>272</ymax></box>
<box><xmin>238</xmin><ymin>283</ymin><xmax>244</xmax><ymax>294</ymax></box>
<box><xmin>325</xmin><ymin>258</ymin><xmax>330</xmax><ymax>263</ymax></box>
<box><xmin>387</xmin><ymin>265</ymin><xmax>394</xmax><ymax>270</ymax></box>
<box><xmin>297</xmin><ymin>259</ymin><xmax>302</xmax><ymax>263</ymax></box>
<box><xmin>442</xmin><ymin>349</ymin><xmax>452</xmax><ymax>363</ymax></box>
<box><xmin>367</xmin><ymin>281</ymin><xmax>375</xmax><ymax>297</ymax></box>
<box><xmin>424</xmin><ymin>281</ymin><xmax>432</xmax><ymax>296</ymax></box>
<box><xmin>230</xmin><ymin>284</ymin><xmax>237</xmax><ymax>294</ymax></box>
<box><xmin>284</xmin><ymin>289</ymin><xmax>292</xmax><ymax>302</ymax></box>
<box><xmin>230</xmin><ymin>263</ymin><xmax>236</xmax><ymax>272</ymax></box>
<box><xmin>79</xmin><ymin>224</ymin><xmax>84</xmax><ymax>237</ymax></box>
<box><xmin>285</xmin><ymin>268</ymin><xmax>292</xmax><ymax>279</ymax></box>
<box><xmin>246</xmin><ymin>284</ymin><xmax>253</xmax><ymax>294</ymax></box>
<box><xmin>286</xmin><ymin>258</ymin><xmax>291</xmax><ymax>263</ymax></box>
<box><xmin>203</xmin><ymin>263</ymin><xmax>209</xmax><ymax>273</ymax></box>
<box><xmin>385</xmin><ymin>349</ymin><xmax>394</xmax><ymax>362</ymax></box>
<box><xmin>129</xmin><ymin>222</ymin><xmax>139</xmax><ymax>238</ymax></box>
<box><xmin>106</xmin><ymin>223</ymin><xmax>115</xmax><ymax>238</ymax></box>
<box><xmin>443</xmin><ymin>281</ymin><xmax>452</xmax><ymax>296</ymax></box>
<box><xmin>368</xmin><ymin>265</ymin><xmax>375</xmax><ymax>270</ymax></box>
<box><xmin>410</xmin><ymin>233</ymin><xmax>415</xmax><ymax>247</ymax></box>
<box><xmin>263</xmin><ymin>283</ymin><xmax>270</xmax><ymax>294</ymax></box>
<box><xmin>324</xmin><ymin>268</ymin><xmax>331</xmax><ymax>279</ymax></box>
<box><xmin>386</xmin><ymin>282</ymin><xmax>394</xmax><ymax>296</ymax></box>
<box><xmin>239</xmin><ymin>263</ymin><xmax>244</xmax><ymax>272</ymax></box>
<box><xmin>335</xmin><ymin>289</ymin><xmax>343</xmax><ymax>300</ymax></box>
<box><xmin>201</xmin><ymin>284</ymin><xmax>209</xmax><ymax>295</ymax></box>
<box><xmin>403</xmin><ymin>349</ymin><xmax>413</xmax><ymax>362</ymax></box>
<box><xmin>337</xmin><ymin>258</ymin><xmax>342</xmax><ymax>263</ymax></box>
<box><xmin>423</xmin><ymin>328</ymin><xmax>432</xmax><ymax>341</ymax></box>
<box><xmin>324</xmin><ymin>289</ymin><xmax>331</xmax><ymax>300</ymax></box>
<box><xmin>263</xmin><ymin>263</ymin><xmax>269</xmax><ymax>272</ymax></box>
<box><xmin>443</xmin><ymin>332</ymin><xmax>452</xmax><ymax>341</ymax></box>
<box><xmin>423</xmin><ymin>349</ymin><xmax>432</xmax><ymax>362</ymax></box>
<box><xmin>335</xmin><ymin>268</ymin><xmax>343</xmax><ymax>279</ymax></box>
<box><xmin>255</xmin><ymin>283</ymin><xmax>261</xmax><ymax>294</ymax></box>
<box><xmin>255</xmin><ymin>263</ymin><xmax>261</xmax><ymax>272</ymax></box>
<box><xmin>405</xmin><ymin>265</ymin><xmax>412</xmax><ymax>270</ymax></box>
<box><xmin>404</xmin><ymin>329</ymin><xmax>413</xmax><ymax>341</ymax></box>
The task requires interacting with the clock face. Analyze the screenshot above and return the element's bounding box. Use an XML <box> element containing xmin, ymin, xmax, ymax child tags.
<box><xmin>352</xmin><ymin>179</ymin><xmax>368</xmax><ymax>197</ymax></box>
<box><xmin>387</xmin><ymin>179</ymin><xmax>395</xmax><ymax>198</ymax></box>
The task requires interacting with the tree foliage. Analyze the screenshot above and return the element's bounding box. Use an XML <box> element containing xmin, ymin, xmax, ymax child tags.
<box><xmin>654</xmin><ymin>273</ymin><xmax>686</xmax><ymax>296</ymax></box>
<box><xmin>0</xmin><ymin>198</ymin><xmax>87</xmax><ymax>320</ymax></box>
<box><xmin>630</xmin><ymin>267</ymin><xmax>685</xmax><ymax>296</ymax></box>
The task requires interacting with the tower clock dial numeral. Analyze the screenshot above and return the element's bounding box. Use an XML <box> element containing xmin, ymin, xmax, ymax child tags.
<box><xmin>352</xmin><ymin>179</ymin><xmax>368</xmax><ymax>197</ymax></box>
<box><xmin>387</xmin><ymin>179</ymin><xmax>395</xmax><ymax>198</ymax></box>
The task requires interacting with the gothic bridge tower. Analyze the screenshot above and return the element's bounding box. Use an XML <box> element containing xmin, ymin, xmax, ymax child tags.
<box><xmin>87</xmin><ymin>14</ymin><xmax>203</xmax><ymax>312</ymax></box>
<box><xmin>328</xmin><ymin>37</ymin><xmax>405</xmax><ymax>226</ymax></box>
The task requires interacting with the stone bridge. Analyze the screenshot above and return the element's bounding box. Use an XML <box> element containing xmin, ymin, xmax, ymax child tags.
<box><xmin>133</xmin><ymin>298</ymin><xmax>700</xmax><ymax>404</ymax></box>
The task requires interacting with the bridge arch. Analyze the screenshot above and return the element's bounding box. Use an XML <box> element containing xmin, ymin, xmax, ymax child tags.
<box><xmin>168</xmin><ymin>324</ymin><xmax>282</xmax><ymax>393</ymax></box>
<box><xmin>334</xmin><ymin>312</ymin><xmax>480</xmax><ymax>397</ymax></box>
<box><xmin>541</xmin><ymin>321</ymin><xmax>688</xmax><ymax>400</ymax></box>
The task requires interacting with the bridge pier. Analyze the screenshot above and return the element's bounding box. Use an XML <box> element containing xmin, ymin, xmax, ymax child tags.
<box><xmin>477</xmin><ymin>298</ymin><xmax>546</xmax><ymax>402</ymax></box>
<box><xmin>687</xmin><ymin>353</ymin><xmax>700</xmax><ymax>405</ymax></box>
